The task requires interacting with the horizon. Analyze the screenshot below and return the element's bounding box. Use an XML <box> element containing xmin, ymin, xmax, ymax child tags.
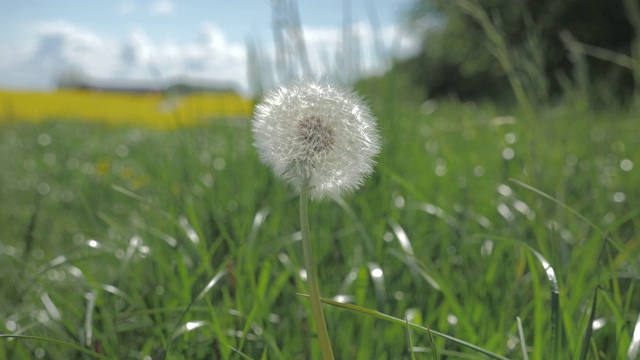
<box><xmin>0</xmin><ymin>0</ymin><xmax>420</xmax><ymax>95</ymax></box>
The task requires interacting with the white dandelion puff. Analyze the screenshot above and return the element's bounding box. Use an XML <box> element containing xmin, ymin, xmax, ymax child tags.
<box><xmin>252</xmin><ymin>79</ymin><xmax>381</xmax><ymax>199</ymax></box>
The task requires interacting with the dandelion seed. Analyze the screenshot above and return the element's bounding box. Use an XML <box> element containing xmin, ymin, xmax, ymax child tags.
<box><xmin>252</xmin><ymin>79</ymin><xmax>381</xmax><ymax>199</ymax></box>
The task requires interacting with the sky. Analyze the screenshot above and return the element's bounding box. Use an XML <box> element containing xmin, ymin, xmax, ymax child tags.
<box><xmin>0</xmin><ymin>0</ymin><xmax>420</xmax><ymax>95</ymax></box>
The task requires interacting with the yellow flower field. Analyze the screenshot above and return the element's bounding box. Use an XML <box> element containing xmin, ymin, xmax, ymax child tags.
<box><xmin>0</xmin><ymin>89</ymin><xmax>253</xmax><ymax>129</ymax></box>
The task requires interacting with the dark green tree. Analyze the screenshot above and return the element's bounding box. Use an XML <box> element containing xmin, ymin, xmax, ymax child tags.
<box><xmin>401</xmin><ymin>0</ymin><xmax>635</xmax><ymax>103</ymax></box>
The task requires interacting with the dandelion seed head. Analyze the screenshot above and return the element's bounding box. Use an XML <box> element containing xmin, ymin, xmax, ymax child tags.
<box><xmin>252</xmin><ymin>79</ymin><xmax>381</xmax><ymax>199</ymax></box>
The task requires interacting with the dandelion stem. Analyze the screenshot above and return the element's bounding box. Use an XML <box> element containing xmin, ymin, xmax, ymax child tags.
<box><xmin>300</xmin><ymin>180</ymin><xmax>335</xmax><ymax>360</ymax></box>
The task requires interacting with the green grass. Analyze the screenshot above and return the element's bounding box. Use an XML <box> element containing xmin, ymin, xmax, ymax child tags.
<box><xmin>1</xmin><ymin>91</ymin><xmax>639</xmax><ymax>359</ymax></box>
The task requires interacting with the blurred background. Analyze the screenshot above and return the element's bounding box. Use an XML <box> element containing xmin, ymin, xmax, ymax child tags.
<box><xmin>1</xmin><ymin>0</ymin><xmax>636</xmax><ymax>105</ymax></box>
<box><xmin>0</xmin><ymin>0</ymin><xmax>418</xmax><ymax>96</ymax></box>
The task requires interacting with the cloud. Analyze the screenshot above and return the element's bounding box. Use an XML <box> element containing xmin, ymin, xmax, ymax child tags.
<box><xmin>149</xmin><ymin>0</ymin><xmax>174</xmax><ymax>15</ymax></box>
<box><xmin>0</xmin><ymin>21</ymin><xmax>119</xmax><ymax>88</ymax></box>
<box><xmin>0</xmin><ymin>20</ymin><xmax>249</xmax><ymax>92</ymax></box>
<box><xmin>120</xmin><ymin>31</ymin><xmax>152</xmax><ymax>66</ymax></box>
<box><xmin>32</xmin><ymin>22</ymin><xmax>103</xmax><ymax>56</ymax></box>
<box><xmin>0</xmin><ymin>19</ymin><xmax>416</xmax><ymax>94</ymax></box>
<box><xmin>113</xmin><ymin>26</ymin><xmax>248</xmax><ymax>91</ymax></box>
<box><xmin>167</xmin><ymin>25</ymin><xmax>247</xmax><ymax>88</ymax></box>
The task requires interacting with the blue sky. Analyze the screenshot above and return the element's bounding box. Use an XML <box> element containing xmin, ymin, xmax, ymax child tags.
<box><xmin>0</xmin><ymin>0</ymin><xmax>419</xmax><ymax>94</ymax></box>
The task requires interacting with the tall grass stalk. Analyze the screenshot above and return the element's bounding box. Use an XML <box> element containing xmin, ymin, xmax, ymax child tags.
<box><xmin>623</xmin><ymin>0</ymin><xmax>640</xmax><ymax>100</ymax></box>
<box><xmin>456</xmin><ymin>0</ymin><xmax>535</xmax><ymax>121</ymax></box>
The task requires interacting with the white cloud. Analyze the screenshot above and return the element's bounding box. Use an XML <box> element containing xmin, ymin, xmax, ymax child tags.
<box><xmin>0</xmin><ymin>19</ymin><xmax>416</xmax><ymax>94</ymax></box>
<box><xmin>0</xmin><ymin>20</ymin><xmax>249</xmax><ymax>92</ymax></box>
<box><xmin>0</xmin><ymin>21</ymin><xmax>120</xmax><ymax>89</ymax></box>
<box><xmin>120</xmin><ymin>31</ymin><xmax>153</xmax><ymax>66</ymax></box>
<box><xmin>149</xmin><ymin>0</ymin><xmax>174</xmax><ymax>15</ymax></box>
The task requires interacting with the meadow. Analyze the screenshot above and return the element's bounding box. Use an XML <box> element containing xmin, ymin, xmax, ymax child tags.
<box><xmin>1</xmin><ymin>74</ymin><xmax>639</xmax><ymax>359</ymax></box>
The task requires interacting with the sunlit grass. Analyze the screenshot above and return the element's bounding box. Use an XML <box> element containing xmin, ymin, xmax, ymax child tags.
<box><xmin>0</xmin><ymin>91</ymin><xmax>639</xmax><ymax>358</ymax></box>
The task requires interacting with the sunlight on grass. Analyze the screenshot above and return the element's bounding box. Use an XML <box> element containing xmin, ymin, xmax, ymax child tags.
<box><xmin>1</xmin><ymin>98</ymin><xmax>637</xmax><ymax>358</ymax></box>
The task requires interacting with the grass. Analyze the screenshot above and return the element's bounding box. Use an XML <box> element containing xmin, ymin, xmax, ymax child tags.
<box><xmin>1</xmin><ymin>81</ymin><xmax>638</xmax><ymax>359</ymax></box>
<box><xmin>4</xmin><ymin>1</ymin><xmax>638</xmax><ymax>357</ymax></box>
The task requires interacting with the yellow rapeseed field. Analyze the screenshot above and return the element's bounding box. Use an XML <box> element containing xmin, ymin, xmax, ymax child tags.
<box><xmin>0</xmin><ymin>89</ymin><xmax>253</xmax><ymax>129</ymax></box>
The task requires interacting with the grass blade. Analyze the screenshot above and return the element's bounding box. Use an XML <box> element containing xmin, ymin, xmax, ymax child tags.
<box><xmin>84</xmin><ymin>290</ymin><xmax>98</xmax><ymax>348</ymax></box>
<box><xmin>405</xmin><ymin>316</ymin><xmax>417</xmax><ymax>360</ymax></box>
<box><xmin>425</xmin><ymin>320</ymin><xmax>438</xmax><ymax>360</ymax></box>
<box><xmin>333</xmin><ymin>196</ymin><xmax>374</xmax><ymax>254</ymax></box>
<box><xmin>517</xmin><ymin>317</ymin><xmax>529</xmax><ymax>360</ymax></box>
<box><xmin>171</xmin><ymin>321</ymin><xmax>206</xmax><ymax>341</ymax></box>
<box><xmin>0</xmin><ymin>334</ymin><xmax>111</xmax><ymax>359</ymax></box>
<box><xmin>164</xmin><ymin>266</ymin><xmax>228</xmax><ymax>358</ymax></box>
<box><xmin>510</xmin><ymin>179</ymin><xmax>634</xmax><ymax>269</ymax></box>
<box><xmin>628</xmin><ymin>312</ymin><xmax>640</xmax><ymax>360</ymax></box>
<box><xmin>476</xmin><ymin>234</ymin><xmax>560</xmax><ymax>358</ymax></box>
<box><xmin>367</xmin><ymin>262</ymin><xmax>387</xmax><ymax>310</ymax></box>
<box><xmin>509</xmin><ymin>179</ymin><xmax>603</xmax><ymax>233</ymax></box>
<box><xmin>577</xmin><ymin>286</ymin><xmax>599</xmax><ymax>360</ymax></box>
<box><xmin>301</xmin><ymin>295</ymin><xmax>510</xmax><ymax>360</ymax></box>
<box><xmin>228</xmin><ymin>345</ymin><xmax>256</xmax><ymax>360</ymax></box>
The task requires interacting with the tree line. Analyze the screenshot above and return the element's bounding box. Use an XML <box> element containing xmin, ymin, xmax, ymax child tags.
<box><xmin>398</xmin><ymin>0</ymin><xmax>637</xmax><ymax>105</ymax></box>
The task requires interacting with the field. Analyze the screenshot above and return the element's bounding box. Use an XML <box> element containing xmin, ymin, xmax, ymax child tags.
<box><xmin>0</xmin><ymin>81</ymin><xmax>639</xmax><ymax>360</ymax></box>
<box><xmin>0</xmin><ymin>90</ymin><xmax>253</xmax><ymax>129</ymax></box>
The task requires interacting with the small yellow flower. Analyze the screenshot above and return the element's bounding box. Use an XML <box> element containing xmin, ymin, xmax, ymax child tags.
<box><xmin>95</xmin><ymin>160</ymin><xmax>110</xmax><ymax>176</ymax></box>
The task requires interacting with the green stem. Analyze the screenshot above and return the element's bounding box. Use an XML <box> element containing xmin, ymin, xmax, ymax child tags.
<box><xmin>299</xmin><ymin>181</ymin><xmax>335</xmax><ymax>360</ymax></box>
